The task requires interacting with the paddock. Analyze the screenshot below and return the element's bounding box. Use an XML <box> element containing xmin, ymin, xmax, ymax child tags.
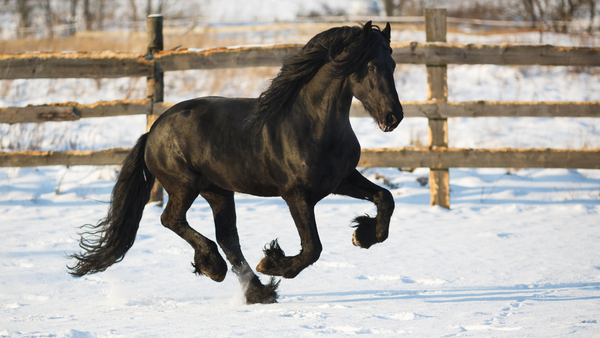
<box><xmin>1</xmin><ymin>11</ymin><xmax>599</xmax><ymax>337</ymax></box>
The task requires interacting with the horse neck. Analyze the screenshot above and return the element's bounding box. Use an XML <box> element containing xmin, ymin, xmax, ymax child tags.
<box><xmin>294</xmin><ymin>63</ymin><xmax>354</xmax><ymax>129</ymax></box>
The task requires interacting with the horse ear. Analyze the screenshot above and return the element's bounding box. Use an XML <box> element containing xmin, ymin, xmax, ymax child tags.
<box><xmin>362</xmin><ymin>21</ymin><xmax>373</xmax><ymax>37</ymax></box>
<box><xmin>382</xmin><ymin>22</ymin><xmax>391</xmax><ymax>43</ymax></box>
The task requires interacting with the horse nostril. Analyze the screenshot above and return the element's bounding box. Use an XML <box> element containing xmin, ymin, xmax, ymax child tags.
<box><xmin>386</xmin><ymin>114</ymin><xmax>396</xmax><ymax>126</ymax></box>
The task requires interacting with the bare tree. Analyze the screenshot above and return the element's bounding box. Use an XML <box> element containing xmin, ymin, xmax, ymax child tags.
<box><xmin>17</xmin><ymin>0</ymin><xmax>34</xmax><ymax>37</ymax></box>
<box><xmin>384</xmin><ymin>0</ymin><xmax>395</xmax><ymax>16</ymax></box>
<box><xmin>98</xmin><ymin>0</ymin><xmax>105</xmax><ymax>30</ymax></box>
<box><xmin>383</xmin><ymin>0</ymin><xmax>408</xmax><ymax>16</ymax></box>
<box><xmin>70</xmin><ymin>0</ymin><xmax>79</xmax><ymax>21</ymax></box>
<box><xmin>522</xmin><ymin>0</ymin><xmax>539</xmax><ymax>22</ymax></box>
<box><xmin>43</xmin><ymin>0</ymin><xmax>54</xmax><ymax>39</ymax></box>
<box><xmin>68</xmin><ymin>0</ymin><xmax>78</xmax><ymax>35</ymax></box>
<box><xmin>129</xmin><ymin>0</ymin><xmax>138</xmax><ymax>27</ymax></box>
<box><xmin>83</xmin><ymin>0</ymin><xmax>92</xmax><ymax>30</ymax></box>
<box><xmin>588</xmin><ymin>0</ymin><xmax>596</xmax><ymax>31</ymax></box>
<box><xmin>384</xmin><ymin>0</ymin><xmax>412</xmax><ymax>16</ymax></box>
<box><xmin>542</xmin><ymin>0</ymin><xmax>598</xmax><ymax>32</ymax></box>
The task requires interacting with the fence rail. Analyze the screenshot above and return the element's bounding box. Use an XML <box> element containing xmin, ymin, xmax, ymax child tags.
<box><xmin>3</xmin><ymin>42</ymin><xmax>600</xmax><ymax>80</ymax></box>
<box><xmin>360</xmin><ymin>148</ymin><xmax>600</xmax><ymax>169</ymax></box>
<box><xmin>2</xmin><ymin>147</ymin><xmax>598</xmax><ymax>170</ymax></box>
<box><xmin>1</xmin><ymin>11</ymin><xmax>598</xmax><ymax>208</ymax></box>
<box><xmin>2</xmin><ymin>100</ymin><xmax>600</xmax><ymax>125</ymax></box>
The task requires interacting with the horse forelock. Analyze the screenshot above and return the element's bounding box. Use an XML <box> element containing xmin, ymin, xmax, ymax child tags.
<box><xmin>250</xmin><ymin>24</ymin><xmax>387</xmax><ymax>129</ymax></box>
<box><xmin>329</xmin><ymin>24</ymin><xmax>388</xmax><ymax>78</ymax></box>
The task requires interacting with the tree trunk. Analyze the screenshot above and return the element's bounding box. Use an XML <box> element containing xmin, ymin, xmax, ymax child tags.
<box><xmin>83</xmin><ymin>0</ymin><xmax>92</xmax><ymax>31</ymax></box>
<box><xmin>384</xmin><ymin>0</ymin><xmax>395</xmax><ymax>16</ymax></box>
<box><xmin>98</xmin><ymin>0</ymin><xmax>105</xmax><ymax>31</ymax></box>
<box><xmin>523</xmin><ymin>0</ymin><xmax>537</xmax><ymax>22</ymax></box>
<box><xmin>588</xmin><ymin>0</ymin><xmax>596</xmax><ymax>32</ymax></box>
<box><xmin>70</xmin><ymin>0</ymin><xmax>78</xmax><ymax>35</ymax></box>
<box><xmin>129</xmin><ymin>0</ymin><xmax>138</xmax><ymax>30</ymax></box>
<box><xmin>44</xmin><ymin>0</ymin><xmax>54</xmax><ymax>39</ymax></box>
<box><xmin>17</xmin><ymin>0</ymin><xmax>33</xmax><ymax>38</ymax></box>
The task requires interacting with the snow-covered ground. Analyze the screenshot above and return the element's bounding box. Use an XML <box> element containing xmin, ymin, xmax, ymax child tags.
<box><xmin>1</xmin><ymin>166</ymin><xmax>599</xmax><ymax>337</ymax></box>
<box><xmin>1</xmin><ymin>19</ymin><xmax>600</xmax><ymax>338</ymax></box>
<box><xmin>1</xmin><ymin>114</ymin><xmax>599</xmax><ymax>333</ymax></box>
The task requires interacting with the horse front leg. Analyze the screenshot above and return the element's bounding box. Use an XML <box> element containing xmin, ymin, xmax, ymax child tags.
<box><xmin>200</xmin><ymin>185</ymin><xmax>279</xmax><ymax>304</ymax></box>
<box><xmin>334</xmin><ymin>169</ymin><xmax>395</xmax><ymax>249</ymax></box>
<box><xmin>256</xmin><ymin>193</ymin><xmax>322</xmax><ymax>279</ymax></box>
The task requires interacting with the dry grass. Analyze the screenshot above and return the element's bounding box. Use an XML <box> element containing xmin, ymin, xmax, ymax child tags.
<box><xmin>0</xmin><ymin>34</ymin><xmax>146</xmax><ymax>54</ymax></box>
<box><xmin>0</xmin><ymin>23</ymin><xmax>331</xmax><ymax>54</ymax></box>
<box><xmin>409</xmin><ymin>127</ymin><xmax>426</xmax><ymax>148</ymax></box>
<box><xmin>566</xmin><ymin>128</ymin><xmax>600</xmax><ymax>150</ymax></box>
<box><xmin>0</xmin><ymin>32</ymin><xmax>251</xmax><ymax>54</ymax></box>
<box><xmin>0</xmin><ymin>122</ymin><xmax>72</xmax><ymax>152</ymax></box>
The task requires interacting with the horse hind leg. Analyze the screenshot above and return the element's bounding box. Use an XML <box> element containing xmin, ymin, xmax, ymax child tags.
<box><xmin>160</xmin><ymin>181</ymin><xmax>228</xmax><ymax>282</ymax></box>
<box><xmin>200</xmin><ymin>185</ymin><xmax>279</xmax><ymax>304</ymax></box>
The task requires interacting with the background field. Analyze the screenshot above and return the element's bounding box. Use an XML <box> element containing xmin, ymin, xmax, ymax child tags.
<box><xmin>1</xmin><ymin>1</ymin><xmax>600</xmax><ymax>337</ymax></box>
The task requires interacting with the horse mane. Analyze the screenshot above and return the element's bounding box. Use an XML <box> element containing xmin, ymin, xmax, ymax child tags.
<box><xmin>250</xmin><ymin>23</ymin><xmax>386</xmax><ymax>128</ymax></box>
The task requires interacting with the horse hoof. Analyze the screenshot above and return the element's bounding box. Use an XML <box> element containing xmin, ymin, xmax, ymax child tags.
<box><xmin>192</xmin><ymin>251</ymin><xmax>228</xmax><ymax>282</ymax></box>
<box><xmin>352</xmin><ymin>231</ymin><xmax>372</xmax><ymax>249</ymax></box>
<box><xmin>192</xmin><ymin>262</ymin><xmax>227</xmax><ymax>282</ymax></box>
<box><xmin>351</xmin><ymin>231</ymin><xmax>361</xmax><ymax>247</ymax></box>
<box><xmin>244</xmin><ymin>276</ymin><xmax>280</xmax><ymax>304</ymax></box>
<box><xmin>256</xmin><ymin>256</ymin><xmax>281</xmax><ymax>276</ymax></box>
<box><xmin>351</xmin><ymin>215</ymin><xmax>377</xmax><ymax>249</ymax></box>
<box><xmin>256</xmin><ymin>257</ymin><xmax>271</xmax><ymax>275</ymax></box>
<box><xmin>256</xmin><ymin>239</ymin><xmax>288</xmax><ymax>276</ymax></box>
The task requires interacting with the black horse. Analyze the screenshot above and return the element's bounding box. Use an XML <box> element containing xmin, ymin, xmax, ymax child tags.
<box><xmin>69</xmin><ymin>21</ymin><xmax>403</xmax><ymax>304</ymax></box>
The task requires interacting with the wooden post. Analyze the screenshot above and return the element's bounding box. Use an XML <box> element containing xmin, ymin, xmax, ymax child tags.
<box><xmin>425</xmin><ymin>8</ymin><xmax>450</xmax><ymax>208</ymax></box>
<box><xmin>146</xmin><ymin>14</ymin><xmax>164</xmax><ymax>206</ymax></box>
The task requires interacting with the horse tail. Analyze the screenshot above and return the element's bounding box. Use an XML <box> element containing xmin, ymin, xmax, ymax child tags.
<box><xmin>68</xmin><ymin>133</ymin><xmax>155</xmax><ymax>277</ymax></box>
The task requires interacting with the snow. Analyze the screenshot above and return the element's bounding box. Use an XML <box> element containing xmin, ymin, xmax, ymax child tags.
<box><xmin>1</xmin><ymin>166</ymin><xmax>599</xmax><ymax>337</ymax></box>
<box><xmin>1</xmin><ymin>10</ymin><xmax>600</xmax><ymax>338</ymax></box>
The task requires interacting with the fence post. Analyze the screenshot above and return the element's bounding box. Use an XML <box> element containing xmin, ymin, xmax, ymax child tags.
<box><xmin>146</xmin><ymin>14</ymin><xmax>164</xmax><ymax>206</ymax></box>
<box><xmin>424</xmin><ymin>8</ymin><xmax>450</xmax><ymax>209</ymax></box>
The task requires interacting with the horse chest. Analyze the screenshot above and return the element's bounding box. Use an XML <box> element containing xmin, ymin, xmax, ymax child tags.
<box><xmin>320</xmin><ymin>142</ymin><xmax>360</xmax><ymax>182</ymax></box>
<box><xmin>281</xmin><ymin>137</ymin><xmax>361</xmax><ymax>195</ymax></box>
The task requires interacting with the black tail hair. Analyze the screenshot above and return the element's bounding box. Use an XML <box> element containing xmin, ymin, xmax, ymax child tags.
<box><xmin>68</xmin><ymin>133</ymin><xmax>155</xmax><ymax>276</ymax></box>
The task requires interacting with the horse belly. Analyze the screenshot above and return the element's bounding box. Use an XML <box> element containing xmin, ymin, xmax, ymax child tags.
<box><xmin>201</xmin><ymin>164</ymin><xmax>280</xmax><ymax>197</ymax></box>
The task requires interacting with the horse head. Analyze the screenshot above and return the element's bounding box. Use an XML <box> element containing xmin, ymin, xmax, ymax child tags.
<box><xmin>349</xmin><ymin>22</ymin><xmax>403</xmax><ymax>132</ymax></box>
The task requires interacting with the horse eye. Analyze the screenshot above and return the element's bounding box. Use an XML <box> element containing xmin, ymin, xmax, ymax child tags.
<box><xmin>368</xmin><ymin>66</ymin><xmax>376</xmax><ymax>72</ymax></box>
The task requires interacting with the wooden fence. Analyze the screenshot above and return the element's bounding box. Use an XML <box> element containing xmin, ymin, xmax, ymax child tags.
<box><xmin>1</xmin><ymin>11</ymin><xmax>599</xmax><ymax>208</ymax></box>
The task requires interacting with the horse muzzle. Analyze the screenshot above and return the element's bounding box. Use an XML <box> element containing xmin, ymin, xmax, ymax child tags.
<box><xmin>379</xmin><ymin>105</ymin><xmax>403</xmax><ymax>132</ymax></box>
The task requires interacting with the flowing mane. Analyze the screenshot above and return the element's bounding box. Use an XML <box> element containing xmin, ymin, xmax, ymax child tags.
<box><xmin>250</xmin><ymin>23</ymin><xmax>387</xmax><ymax>127</ymax></box>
